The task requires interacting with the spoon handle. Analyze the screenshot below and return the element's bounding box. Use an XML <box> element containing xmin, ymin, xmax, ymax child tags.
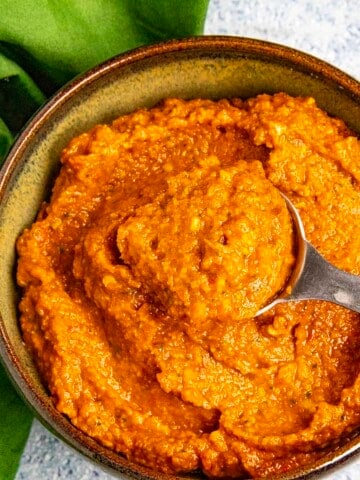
<box><xmin>288</xmin><ymin>242</ymin><xmax>360</xmax><ymax>313</ymax></box>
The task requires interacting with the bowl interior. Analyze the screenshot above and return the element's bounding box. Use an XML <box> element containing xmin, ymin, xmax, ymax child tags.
<box><xmin>1</xmin><ymin>37</ymin><xmax>360</xmax><ymax>480</ymax></box>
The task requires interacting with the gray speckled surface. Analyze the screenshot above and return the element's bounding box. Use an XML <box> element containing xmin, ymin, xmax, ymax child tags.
<box><xmin>206</xmin><ymin>0</ymin><xmax>360</xmax><ymax>79</ymax></box>
<box><xmin>15</xmin><ymin>1</ymin><xmax>360</xmax><ymax>479</ymax></box>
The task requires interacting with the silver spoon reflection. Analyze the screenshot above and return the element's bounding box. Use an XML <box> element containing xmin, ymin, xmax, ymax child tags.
<box><xmin>256</xmin><ymin>194</ymin><xmax>360</xmax><ymax>316</ymax></box>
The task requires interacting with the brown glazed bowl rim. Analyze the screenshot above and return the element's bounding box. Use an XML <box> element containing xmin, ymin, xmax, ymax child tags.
<box><xmin>1</xmin><ymin>36</ymin><xmax>360</xmax><ymax>480</ymax></box>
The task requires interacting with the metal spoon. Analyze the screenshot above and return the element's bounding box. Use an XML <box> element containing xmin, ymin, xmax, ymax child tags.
<box><xmin>256</xmin><ymin>194</ymin><xmax>360</xmax><ymax>316</ymax></box>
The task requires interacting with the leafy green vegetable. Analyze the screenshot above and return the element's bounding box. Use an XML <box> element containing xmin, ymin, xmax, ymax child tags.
<box><xmin>0</xmin><ymin>0</ymin><xmax>208</xmax><ymax>164</ymax></box>
<box><xmin>0</xmin><ymin>118</ymin><xmax>12</xmax><ymax>161</ymax></box>
<box><xmin>0</xmin><ymin>367</ymin><xmax>33</xmax><ymax>480</ymax></box>
<box><xmin>0</xmin><ymin>52</ymin><xmax>45</xmax><ymax>162</ymax></box>
<box><xmin>0</xmin><ymin>1</ymin><xmax>209</xmax><ymax>478</ymax></box>
<box><xmin>0</xmin><ymin>53</ymin><xmax>46</xmax><ymax>133</ymax></box>
<box><xmin>0</xmin><ymin>0</ymin><xmax>209</xmax><ymax>87</ymax></box>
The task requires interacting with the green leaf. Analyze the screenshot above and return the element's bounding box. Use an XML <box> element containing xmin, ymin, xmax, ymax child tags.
<box><xmin>0</xmin><ymin>0</ymin><xmax>209</xmax><ymax>155</ymax></box>
<box><xmin>0</xmin><ymin>118</ymin><xmax>12</xmax><ymax>164</ymax></box>
<box><xmin>0</xmin><ymin>367</ymin><xmax>33</xmax><ymax>480</ymax></box>
<box><xmin>0</xmin><ymin>53</ymin><xmax>45</xmax><ymax>126</ymax></box>
<box><xmin>0</xmin><ymin>52</ymin><xmax>46</xmax><ymax>163</ymax></box>
<box><xmin>0</xmin><ymin>42</ymin><xmax>57</xmax><ymax>96</ymax></box>
<box><xmin>0</xmin><ymin>0</ymin><xmax>209</xmax><ymax>87</ymax></box>
<box><xmin>129</xmin><ymin>0</ymin><xmax>209</xmax><ymax>40</ymax></box>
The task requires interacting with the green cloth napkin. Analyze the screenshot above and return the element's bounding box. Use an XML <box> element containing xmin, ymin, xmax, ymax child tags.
<box><xmin>0</xmin><ymin>1</ymin><xmax>209</xmax><ymax>478</ymax></box>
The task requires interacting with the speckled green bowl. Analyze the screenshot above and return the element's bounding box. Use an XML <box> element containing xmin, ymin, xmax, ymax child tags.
<box><xmin>1</xmin><ymin>37</ymin><xmax>360</xmax><ymax>480</ymax></box>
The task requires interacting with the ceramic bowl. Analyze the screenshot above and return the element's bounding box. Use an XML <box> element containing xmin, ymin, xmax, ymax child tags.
<box><xmin>1</xmin><ymin>37</ymin><xmax>360</xmax><ymax>480</ymax></box>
